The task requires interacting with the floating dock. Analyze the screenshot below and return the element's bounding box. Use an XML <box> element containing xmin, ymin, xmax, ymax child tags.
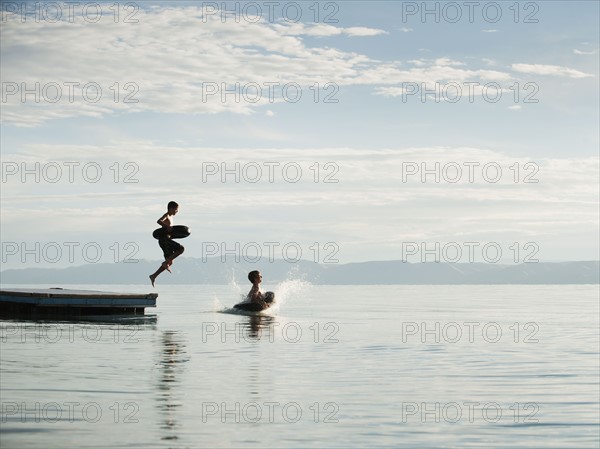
<box><xmin>0</xmin><ymin>288</ymin><xmax>157</xmax><ymax>318</ymax></box>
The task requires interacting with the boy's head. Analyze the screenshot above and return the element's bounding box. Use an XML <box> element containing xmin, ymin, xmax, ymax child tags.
<box><xmin>248</xmin><ymin>270</ymin><xmax>262</xmax><ymax>284</ymax></box>
<box><xmin>167</xmin><ymin>201</ymin><xmax>179</xmax><ymax>214</ymax></box>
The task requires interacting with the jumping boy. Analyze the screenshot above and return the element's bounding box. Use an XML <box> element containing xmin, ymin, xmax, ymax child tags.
<box><xmin>149</xmin><ymin>201</ymin><xmax>184</xmax><ymax>287</ymax></box>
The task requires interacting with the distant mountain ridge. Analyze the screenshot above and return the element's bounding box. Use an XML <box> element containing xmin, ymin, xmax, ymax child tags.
<box><xmin>1</xmin><ymin>258</ymin><xmax>598</xmax><ymax>285</ymax></box>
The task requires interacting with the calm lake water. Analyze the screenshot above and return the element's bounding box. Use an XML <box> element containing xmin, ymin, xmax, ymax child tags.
<box><xmin>1</xmin><ymin>283</ymin><xmax>599</xmax><ymax>449</ymax></box>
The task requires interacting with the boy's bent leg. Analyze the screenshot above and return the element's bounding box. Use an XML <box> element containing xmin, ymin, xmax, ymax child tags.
<box><xmin>152</xmin><ymin>240</ymin><xmax>182</xmax><ymax>284</ymax></box>
<box><xmin>166</xmin><ymin>245</ymin><xmax>184</xmax><ymax>264</ymax></box>
<box><xmin>172</xmin><ymin>246</ymin><xmax>185</xmax><ymax>260</ymax></box>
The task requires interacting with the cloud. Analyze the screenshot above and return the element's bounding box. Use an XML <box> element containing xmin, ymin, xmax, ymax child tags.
<box><xmin>1</xmin><ymin>6</ymin><xmax>386</xmax><ymax>126</ymax></box>
<box><xmin>2</xmin><ymin>4</ymin><xmax>544</xmax><ymax>125</ymax></box>
<box><xmin>3</xmin><ymin>143</ymin><xmax>597</xmax><ymax>206</ymax></box>
<box><xmin>434</xmin><ymin>58</ymin><xmax>466</xmax><ymax>67</ymax></box>
<box><xmin>343</xmin><ymin>26</ymin><xmax>388</xmax><ymax>37</ymax></box>
<box><xmin>2</xmin><ymin>3</ymin><xmax>596</xmax><ymax>143</ymax></box>
<box><xmin>481</xmin><ymin>29</ymin><xmax>498</xmax><ymax>33</ymax></box>
<box><xmin>512</xmin><ymin>63</ymin><xmax>593</xmax><ymax>78</ymax></box>
<box><xmin>373</xmin><ymin>86</ymin><xmax>408</xmax><ymax>97</ymax></box>
<box><xmin>574</xmin><ymin>48</ymin><xmax>599</xmax><ymax>55</ymax></box>
<box><xmin>371</xmin><ymin>61</ymin><xmax>513</xmax><ymax>101</ymax></box>
<box><xmin>280</xmin><ymin>23</ymin><xmax>387</xmax><ymax>37</ymax></box>
<box><xmin>361</xmin><ymin>58</ymin><xmax>513</xmax><ymax>95</ymax></box>
<box><xmin>2</xmin><ymin>143</ymin><xmax>597</xmax><ymax>264</ymax></box>
<box><xmin>399</xmin><ymin>27</ymin><xmax>413</xmax><ymax>33</ymax></box>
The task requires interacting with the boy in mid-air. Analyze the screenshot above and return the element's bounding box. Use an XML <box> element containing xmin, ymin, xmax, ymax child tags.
<box><xmin>149</xmin><ymin>201</ymin><xmax>184</xmax><ymax>287</ymax></box>
<box><xmin>246</xmin><ymin>270</ymin><xmax>274</xmax><ymax>305</ymax></box>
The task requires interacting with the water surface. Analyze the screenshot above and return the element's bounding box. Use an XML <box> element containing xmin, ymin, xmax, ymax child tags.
<box><xmin>1</xmin><ymin>283</ymin><xmax>598</xmax><ymax>448</ymax></box>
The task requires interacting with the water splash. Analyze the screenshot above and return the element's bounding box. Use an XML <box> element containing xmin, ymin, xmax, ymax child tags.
<box><xmin>273</xmin><ymin>278</ymin><xmax>313</xmax><ymax>307</ymax></box>
<box><xmin>228</xmin><ymin>268</ymin><xmax>246</xmax><ymax>302</ymax></box>
<box><xmin>228</xmin><ymin>268</ymin><xmax>241</xmax><ymax>293</ymax></box>
<box><xmin>214</xmin><ymin>270</ymin><xmax>313</xmax><ymax>314</ymax></box>
<box><xmin>212</xmin><ymin>294</ymin><xmax>226</xmax><ymax>312</ymax></box>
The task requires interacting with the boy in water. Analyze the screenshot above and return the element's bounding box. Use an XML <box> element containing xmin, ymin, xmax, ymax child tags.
<box><xmin>246</xmin><ymin>270</ymin><xmax>274</xmax><ymax>305</ymax></box>
<box><xmin>149</xmin><ymin>201</ymin><xmax>184</xmax><ymax>287</ymax></box>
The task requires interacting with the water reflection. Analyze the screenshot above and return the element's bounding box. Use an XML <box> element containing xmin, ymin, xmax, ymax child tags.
<box><xmin>155</xmin><ymin>330</ymin><xmax>189</xmax><ymax>441</ymax></box>
<box><xmin>242</xmin><ymin>314</ymin><xmax>278</xmax><ymax>341</ymax></box>
<box><xmin>235</xmin><ymin>315</ymin><xmax>281</xmax><ymax>404</ymax></box>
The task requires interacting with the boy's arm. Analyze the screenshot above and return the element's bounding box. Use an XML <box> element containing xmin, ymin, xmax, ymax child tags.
<box><xmin>157</xmin><ymin>213</ymin><xmax>170</xmax><ymax>229</ymax></box>
<box><xmin>247</xmin><ymin>285</ymin><xmax>263</xmax><ymax>302</ymax></box>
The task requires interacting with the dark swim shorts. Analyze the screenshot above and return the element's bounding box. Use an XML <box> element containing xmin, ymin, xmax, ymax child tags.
<box><xmin>158</xmin><ymin>238</ymin><xmax>183</xmax><ymax>259</ymax></box>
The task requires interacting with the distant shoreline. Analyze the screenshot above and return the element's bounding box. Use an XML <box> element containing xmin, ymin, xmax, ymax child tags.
<box><xmin>1</xmin><ymin>259</ymin><xmax>598</xmax><ymax>285</ymax></box>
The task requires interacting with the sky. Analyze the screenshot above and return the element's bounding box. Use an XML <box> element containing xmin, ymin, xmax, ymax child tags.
<box><xmin>0</xmin><ymin>0</ymin><xmax>598</xmax><ymax>269</ymax></box>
